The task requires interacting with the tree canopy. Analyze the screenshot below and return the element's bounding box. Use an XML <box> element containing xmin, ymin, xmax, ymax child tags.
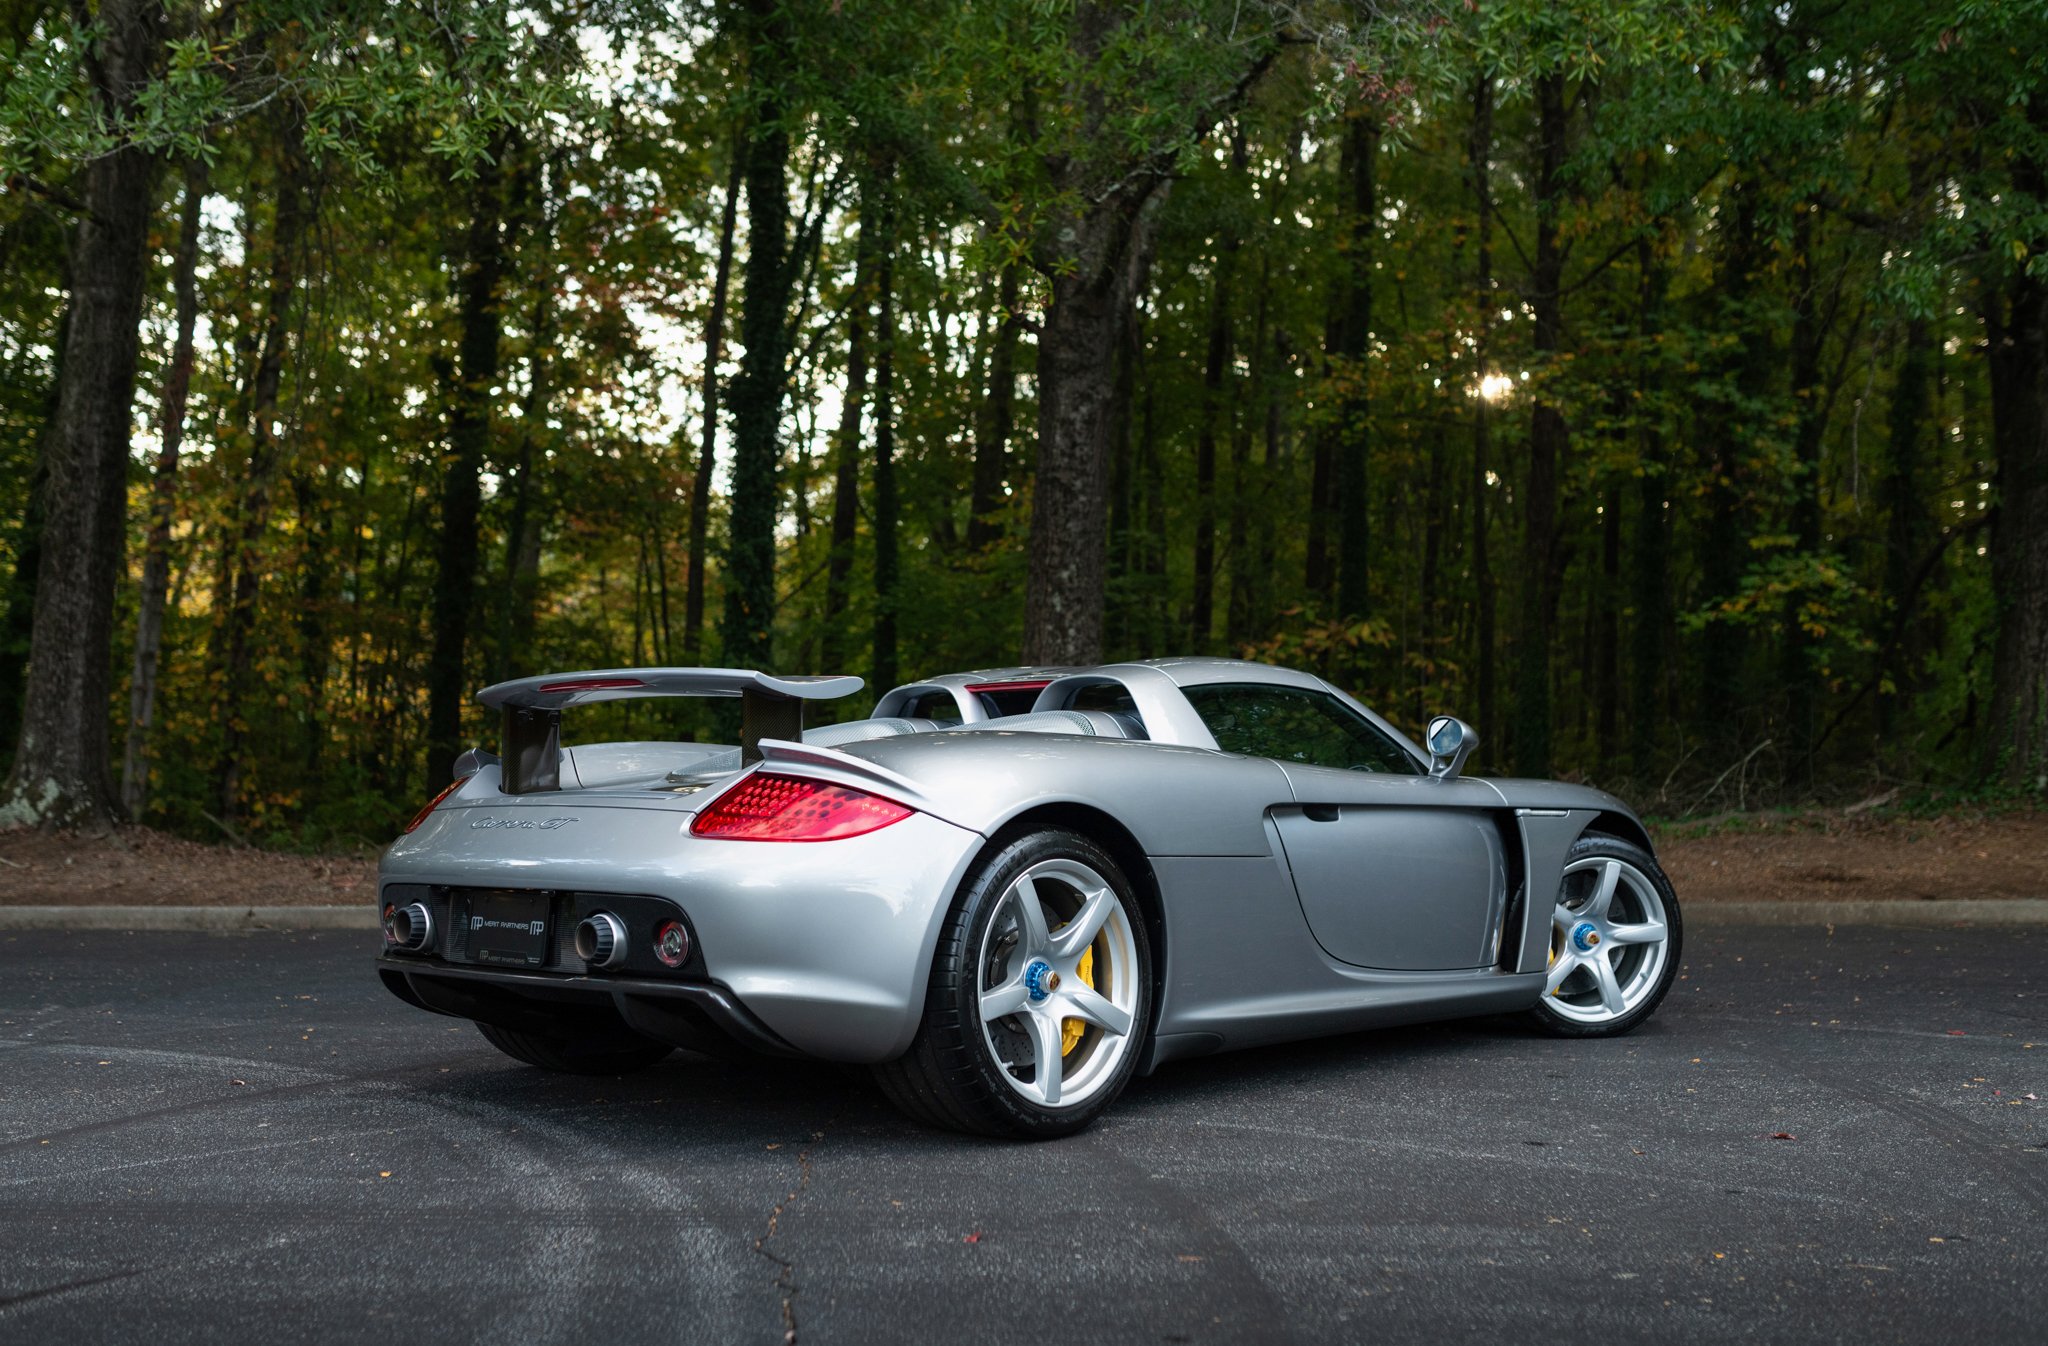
<box><xmin>1</xmin><ymin>0</ymin><xmax>2044</xmax><ymax>840</ymax></box>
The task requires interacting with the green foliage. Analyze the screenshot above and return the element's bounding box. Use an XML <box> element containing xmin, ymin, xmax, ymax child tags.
<box><xmin>0</xmin><ymin>0</ymin><xmax>2043</xmax><ymax>837</ymax></box>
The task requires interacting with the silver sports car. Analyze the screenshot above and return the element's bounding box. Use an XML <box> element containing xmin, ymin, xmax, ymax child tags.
<box><xmin>376</xmin><ymin>659</ymin><xmax>1681</xmax><ymax>1137</ymax></box>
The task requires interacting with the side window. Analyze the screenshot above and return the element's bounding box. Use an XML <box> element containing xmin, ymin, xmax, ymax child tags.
<box><xmin>1183</xmin><ymin>684</ymin><xmax>1419</xmax><ymax>775</ymax></box>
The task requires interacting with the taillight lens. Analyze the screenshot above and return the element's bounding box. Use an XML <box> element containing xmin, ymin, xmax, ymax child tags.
<box><xmin>690</xmin><ymin>772</ymin><xmax>913</xmax><ymax>841</ymax></box>
<box><xmin>403</xmin><ymin>779</ymin><xmax>463</xmax><ymax>834</ymax></box>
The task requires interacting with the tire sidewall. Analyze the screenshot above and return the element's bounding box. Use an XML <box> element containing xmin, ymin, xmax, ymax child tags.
<box><xmin>938</xmin><ymin>827</ymin><xmax>1153</xmax><ymax>1138</ymax></box>
<box><xmin>1529</xmin><ymin>833</ymin><xmax>1683</xmax><ymax>1037</ymax></box>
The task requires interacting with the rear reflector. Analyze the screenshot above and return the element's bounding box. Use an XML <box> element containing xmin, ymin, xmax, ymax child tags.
<box><xmin>690</xmin><ymin>772</ymin><xmax>913</xmax><ymax>842</ymax></box>
<box><xmin>403</xmin><ymin>779</ymin><xmax>463</xmax><ymax>834</ymax></box>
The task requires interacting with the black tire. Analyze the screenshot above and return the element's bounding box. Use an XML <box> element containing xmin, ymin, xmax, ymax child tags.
<box><xmin>872</xmin><ymin>827</ymin><xmax>1153</xmax><ymax>1139</ymax></box>
<box><xmin>476</xmin><ymin>1021</ymin><xmax>674</xmax><ymax>1075</ymax></box>
<box><xmin>1525</xmin><ymin>832</ymin><xmax>1683</xmax><ymax>1038</ymax></box>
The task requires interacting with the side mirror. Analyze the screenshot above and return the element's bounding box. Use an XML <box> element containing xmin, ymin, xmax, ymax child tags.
<box><xmin>1425</xmin><ymin>716</ymin><xmax>1477</xmax><ymax>781</ymax></box>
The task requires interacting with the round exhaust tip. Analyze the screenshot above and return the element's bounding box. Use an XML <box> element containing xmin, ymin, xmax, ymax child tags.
<box><xmin>389</xmin><ymin>901</ymin><xmax>434</xmax><ymax>953</ymax></box>
<box><xmin>576</xmin><ymin>912</ymin><xmax>628</xmax><ymax>968</ymax></box>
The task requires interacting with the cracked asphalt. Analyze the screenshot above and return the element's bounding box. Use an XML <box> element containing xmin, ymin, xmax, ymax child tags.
<box><xmin>1</xmin><ymin>923</ymin><xmax>2043</xmax><ymax>1344</ymax></box>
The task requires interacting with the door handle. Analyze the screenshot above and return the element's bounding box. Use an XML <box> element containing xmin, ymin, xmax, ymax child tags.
<box><xmin>1303</xmin><ymin>805</ymin><xmax>1340</xmax><ymax>823</ymax></box>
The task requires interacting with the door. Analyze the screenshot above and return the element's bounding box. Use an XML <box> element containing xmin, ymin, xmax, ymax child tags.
<box><xmin>1270</xmin><ymin>766</ymin><xmax>1508</xmax><ymax>971</ymax></box>
<box><xmin>1178</xmin><ymin>680</ymin><xmax>1509</xmax><ymax>972</ymax></box>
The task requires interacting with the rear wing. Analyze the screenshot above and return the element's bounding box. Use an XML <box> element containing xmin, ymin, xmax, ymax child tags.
<box><xmin>476</xmin><ymin>667</ymin><xmax>863</xmax><ymax>793</ymax></box>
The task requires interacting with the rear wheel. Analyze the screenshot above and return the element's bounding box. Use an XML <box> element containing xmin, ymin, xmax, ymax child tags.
<box><xmin>1526</xmin><ymin>833</ymin><xmax>1682</xmax><ymax>1038</ymax></box>
<box><xmin>476</xmin><ymin>1021</ymin><xmax>674</xmax><ymax>1075</ymax></box>
<box><xmin>873</xmin><ymin>828</ymin><xmax>1151</xmax><ymax>1138</ymax></box>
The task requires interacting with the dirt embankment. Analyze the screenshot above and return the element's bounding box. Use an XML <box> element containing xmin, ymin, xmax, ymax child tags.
<box><xmin>1653</xmin><ymin>809</ymin><xmax>2048</xmax><ymax>904</ymax></box>
<box><xmin>1</xmin><ymin>810</ymin><xmax>2043</xmax><ymax>907</ymax></box>
<box><xmin>0</xmin><ymin>826</ymin><xmax>376</xmax><ymax>906</ymax></box>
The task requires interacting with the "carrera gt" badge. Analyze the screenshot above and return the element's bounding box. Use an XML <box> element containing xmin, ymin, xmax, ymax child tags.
<box><xmin>468</xmin><ymin>816</ymin><xmax>580</xmax><ymax>831</ymax></box>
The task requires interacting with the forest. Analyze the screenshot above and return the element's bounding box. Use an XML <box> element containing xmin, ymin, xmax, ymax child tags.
<box><xmin>0</xmin><ymin>0</ymin><xmax>2044</xmax><ymax>846</ymax></box>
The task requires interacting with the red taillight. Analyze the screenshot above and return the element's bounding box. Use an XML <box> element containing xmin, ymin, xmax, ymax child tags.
<box><xmin>403</xmin><ymin>779</ymin><xmax>462</xmax><ymax>834</ymax></box>
<box><xmin>690</xmin><ymin>772</ymin><xmax>913</xmax><ymax>842</ymax></box>
<box><xmin>965</xmin><ymin>679</ymin><xmax>1052</xmax><ymax>695</ymax></box>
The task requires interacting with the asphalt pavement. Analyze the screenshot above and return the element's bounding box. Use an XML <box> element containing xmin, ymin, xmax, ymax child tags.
<box><xmin>1</xmin><ymin>923</ymin><xmax>2042</xmax><ymax>1344</ymax></box>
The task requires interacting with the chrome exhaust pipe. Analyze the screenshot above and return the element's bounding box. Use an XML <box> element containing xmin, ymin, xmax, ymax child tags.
<box><xmin>575</xmin><ymin>912</ymin><xmax>628</xmax><ymax>968</ymax></box>
<box><xmin>389</xmin><ymin>901</ymin><xmax>434</xmax><ymax>953</ymax></box>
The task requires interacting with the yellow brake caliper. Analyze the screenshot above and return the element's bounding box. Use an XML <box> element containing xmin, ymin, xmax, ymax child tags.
<box><xmin>1062</xmin><ymin>945</ymin><xmax>1095</xmax><ymax>1056</ymax></box>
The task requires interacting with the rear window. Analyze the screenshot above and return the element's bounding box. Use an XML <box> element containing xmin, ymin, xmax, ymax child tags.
<box><xmin>1183</xmin><ymin>683</ymin><xmax>1419</xmax><ymax>775</ymax></box>
<box><xmin>973</xmin><ymin>688</ymin><xmax>1042</xmax><ymax>718</ymax></box>
<box><xmin>904</xmin><ymin>691</ymin><xmax>963</xmax><ymax>724</ymax></box>
<box><xmin>1068</xmin><ymin>682</ymin><xmax>1139</xmax><ymax>715</ymax></box>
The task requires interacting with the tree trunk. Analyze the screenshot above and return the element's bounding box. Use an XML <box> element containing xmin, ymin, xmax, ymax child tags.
<box><xmin>870</xmin><ymin>173</ymin><xmax>901</xmax><ymax>692</ymax></box>
<box><xmin>121</xmin><ymin>155</ymin><xmax>208</xmax><ymax>819</ymax></box>
<box><xmin>1134</xmin><ymin>329</ymin><xmax>1168</xmax><ymax>659</ymax></box>
<box><xmin>499</xmin><ymin>152</ymin><xmax>557</xmax><ymax>682</ymax></box>
<box><xmin>822</xmin><ymin>168</ymin><xmax>882</xmax><ymax>679</ymax></box>
<box><xmin>1417</xmin><ymin>423</ymin><xmax>1447</xmax><ymax>723</ymax></box>
<box><xmin>1513</xmin><ymin>72</ymin><xmax>1568</xmax><ymax>778</ymax></box>
<box><xmin>293</xmin><ymin>469</ymin><xmax>329</xmax><ymax>778</ymax></box>
<box><xmin>1630</xmin><ymin>241</ymin><xmax>1669</xmax><ymax>778</ymax></box>
<box><xmin>1878</xmin><ymin>318</ymin><xmax>1933</xmax><ymax>733</ymax></box>
<box><xmin>1782</xmin><ymin>204</ymin><xmax>1825</xmax><ymax>777</ymax></box>
<box><xmin>1333</xmin><ymin>110</ymin><xmax>1378</xmax><ymax>624</ymax></box>
<box><xmin>425</xmin><ymin>144</ymin><xmax>509</xmax><ymax>789</ymax></box>
<box><xmin>2</xmin><ymin>278</ymin><xmax>69</xmax><ymax>772</ymax></box>
<box><xmin>1252</xmin><ymin>326</ymin><xmax>1287</xmax><ymax>641</ymax></box>
<box><xmin>1466</xmin><ymin>74</ymin><xmax>1498</xmax><ymax>756</ymax></box>
<box><xmin>0</xmin><ymin>452</ymin><xmax>49</xmax><ymax>773</ymax></box>
<box><xmin>969</xmin><ymin>262</ymin><xmax>1020</xmax><ymax>551</ymax></box>
<box><xmin>1021</xmin><ymin>1</ymin><xmax>1268</xmax><ymax>665</ymax></box>
<box><xmin>1597</xmin><ymin>483</ymin><xmax>1621</xmax><ymax>765</ymax></box>
<box><xmin>684</xmin><ymin>140</ymin><xmax>743</xmax><ymax>664</ymax></box>
<box><xmin>1982</xmin><ymin>103</ymin><xmax>2048</xmax><ymax>785</ymax></box>
<box><xmin>1</xmin><ymin>0</ymin><xmax>163</xmax><ymax>829</ymax></box>
<box><xmin>1190</xmin><ymin>177</ymin><xmax>1239</xmax><ymax>650</ymax></box>
<box><xmin>1106</xmin><ymin>304</ymin><xmax>1136</xmax><ymax>627</ymax></box>
<box><xmin>1022</xmin><ymin>186</ymin><xmax>1167</xmax><ymax>664</ymax></box>
<box><xmin>1226</xmin><ymin>264</ymin><xmax>1267</xmax><ymax>651</ymax></box>
<box><xmin>720</xmin><ymin>0</ymin><xmax>794</xmax><ymax>670</ymax></box>
<box><xmin>216</xmin><ymin>114</ymin><xmax>312</xmax><ymax>820</ymax></box>
<box><xmin>1699</xmin><ymin>181</ymin><xmax>1768</xmax><ymax>753</ymax></box>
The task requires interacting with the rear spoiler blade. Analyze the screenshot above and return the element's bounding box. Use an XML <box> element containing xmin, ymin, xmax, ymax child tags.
<box><xmin>477</xmin><ymin>667</ymin><xmax>864</xmax><ymax>793</ymax></box>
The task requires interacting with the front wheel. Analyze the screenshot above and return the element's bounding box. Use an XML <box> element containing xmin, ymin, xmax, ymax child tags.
<box><xmin>872</xmin><ymin>828</ymin><xmax>1152</xmax><ymax>1138</ymax></box>
<box><xmin>1525</xmin><ymin>833</ymin><xmax>1682</xmax><ymax>1038</ymax></box>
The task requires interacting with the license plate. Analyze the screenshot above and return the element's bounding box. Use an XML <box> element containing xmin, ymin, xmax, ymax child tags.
<box><xmin>467</xmin><ymin>890</ymin><xmax>551</xmax><ymax>967</ymax></box>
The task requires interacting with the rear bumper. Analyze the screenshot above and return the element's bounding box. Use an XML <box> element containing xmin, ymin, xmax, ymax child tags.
<box><xmin>378</xmin><ymin>808</ymin><xmax>987</xmax><ymax>1062</ymax></box>
<box><xmin>376</xmin><ymin>956</ymin><xmax>798</xmax><ymax>1058</ymax></box>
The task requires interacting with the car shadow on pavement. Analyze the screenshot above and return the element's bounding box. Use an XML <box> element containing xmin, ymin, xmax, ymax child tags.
<box><xmin>385</xmin><ymin>1013</ymin><xmax>1611</xmax><ymax>1146</ymax></box>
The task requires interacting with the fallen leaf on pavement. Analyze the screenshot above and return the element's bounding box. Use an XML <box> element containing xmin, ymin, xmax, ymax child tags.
<box><xmin>963</xmin><ymin>1231</ymin><xmax>982</xmax><ymax>1244</ymax></box>
<box><xmin>1770</xmin><ymin>1132</ymin><xmax>1796</xmax><ymax>1140</ymax></box>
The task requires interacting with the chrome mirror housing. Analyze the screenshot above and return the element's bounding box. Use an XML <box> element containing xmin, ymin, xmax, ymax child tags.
<box><xmin>1425</xmin><ymin>716</ymin><xmax>1476</xmax><ymax>781</ymax></box>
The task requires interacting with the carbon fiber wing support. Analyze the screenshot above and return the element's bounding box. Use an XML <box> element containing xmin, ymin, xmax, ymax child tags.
<box><xmin>475</xmin><ymin>668</ymin><xmax>865</xmax><ymax>792</ymax></box>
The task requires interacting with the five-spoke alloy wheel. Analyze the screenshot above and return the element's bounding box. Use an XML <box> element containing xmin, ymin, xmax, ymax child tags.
<box><xmin>1526</xmin><ymin>833</ymin><xmax>1682</xmax><ymax>1037</ymax></box>
<box><xmin>873</xmin><ymin>827</ymin><xmax>1152</xmax><ymax>1137</ymax></box>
